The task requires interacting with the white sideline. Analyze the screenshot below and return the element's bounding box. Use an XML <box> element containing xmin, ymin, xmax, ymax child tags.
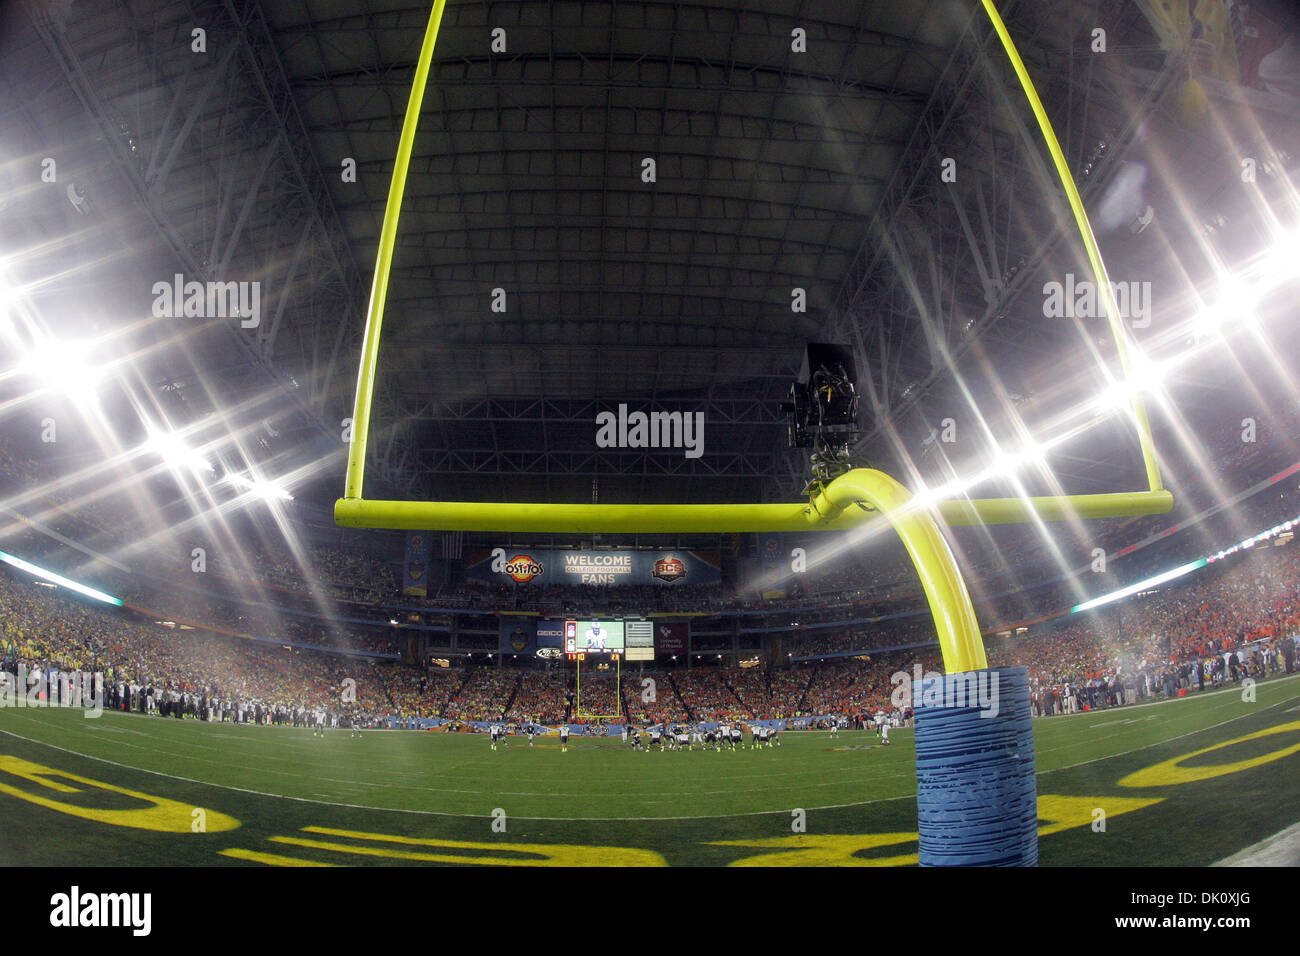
<box><xmin>1213</xmin><ymin>820</ymin><xmax>1300</xmax><ymax>867</ymax></box>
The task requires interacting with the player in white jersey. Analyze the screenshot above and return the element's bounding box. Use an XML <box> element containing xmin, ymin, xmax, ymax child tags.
<box><xmin>313</xmin><ymin>708</ymin><xmax>326</xmax><ymax>738</ymax></box>
<box><xmin>560</xmin><ymin>724</ymin><xmax>570</xmax><ymax>752</ymax></box>
<box><xmin>880</xmin><ymin>721</ymin><xmax>891</xmax><ymax>745</ymax></box>
<box><xmin>585</xmin><ymin>622</ymin><xmax>608</xmax><ymax>651</ymax></box>
<box><xmin>689</xmin><ymin>724</ymin><xmax>703</xmax><ymax>750</ymax></box>
<box><xmin>648</xmin><ymin>725</ymin><xmax>663</xmax><ymax>750</ymax></box>
<box><xmin>730</xmin><ymin>726</ymin><xmax>742</xmax><ymax>749</ymax></box>
<box><xmin>490</xmin><ymin>723</ymin><xmax>503</xmax><ymax>750</ymax></box>
<box><xmin>827</xmin><ymin>716</ymin><xmax>838</xmax><ymax>739</ymax></box>
<box><xmin>675</xmin><ymin>727</ymin><xmax>690</xmax><ymax>749</ymax></box>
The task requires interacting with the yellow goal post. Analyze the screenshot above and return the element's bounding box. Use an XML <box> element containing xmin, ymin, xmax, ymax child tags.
<box><xmin>336</xmin><ymin>0</ymin><xmax>1173</xmax><ymax>675</ymax></box>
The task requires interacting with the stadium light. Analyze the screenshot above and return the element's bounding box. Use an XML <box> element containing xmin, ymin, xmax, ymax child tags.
<box><xmin>991</xmin><ymin>439</ymin><xmax>1046</xmax><ymax>477</ymax></box>
<box><xmin>0</xmin><ymin>274</ymin><xmax>19</xmax><ymax>312</ymax></box>
<box><xmin>1071</xmin><ymin>558</ymin><xmax>1206</xmax><ymax>613</ymax></box>
<box><xmin>1093</xmin><ymin>355</ymin><xmax>1165</xmax><ymax>416</ymax></box>
<box><xmin>225</xmin><ymin>472</ymin><xmax>293</xmax><ymax>502</ymax></box>
<box><xmin>1261</xmin><ymin>229</ymin><xmax>1300</xmax><ymax>284</ymax></box>
<box><xmin>1191</xmin><ymin>276</ymin><xmax>1258</xmax><ymax>341</ymax></box>
<box><xmin>18</xmin><ymin>337</ymin><xmax>103</xmax><ymax>405</ymax></box>
<box><xmin>145</xmin><ymin>429</ymin><xmax>213</xmax><ymax>476</ymax></box>
<box><xmin>0</xmin><ymin>550</ymin><xmax>122</xmax><ymax>606</ymax></box>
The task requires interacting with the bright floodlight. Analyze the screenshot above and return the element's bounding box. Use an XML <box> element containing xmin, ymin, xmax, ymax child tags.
<box><xmin>145</xmin><ymin>429</ymin><xmax>213</xmax><ymax>476</ymax></box>
<box><xmin>991</xmin><ymin>440</ymin><xmax>1046</xmax><ymax>477</ymax></box>
<box><xmin>0</xmin><ymin>549</ymin><xmax>123</xmax><ymax>606</ymax></box>
<box><xmin>226</xmin><ymin>472</ymin><xmax>293</xmax><ymax>501</ymax></box>
<box><xmin>1262</xmin><ymin>229</ymin><xmax>1300</xmax><ymax>284</ymax></box>
<box><xmin>19</xmin><ymin>338</ymin><xmax>102</xmax><ymax>404</ymax></box>
<box><xmin>0</xmin><ymin>277</ymin><xmax>19</xmax><ymax>312</ymax></box>
<box><xmin>1070</xmin><ymin>557</ymin><xmax>1206</xmax><ymax>613</ymax></box>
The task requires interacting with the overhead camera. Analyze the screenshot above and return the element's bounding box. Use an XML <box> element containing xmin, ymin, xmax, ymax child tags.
<box><xmin>781</xmin><ymin>342</ymin><xmax>868</xmax><ymax>486</ymax></box>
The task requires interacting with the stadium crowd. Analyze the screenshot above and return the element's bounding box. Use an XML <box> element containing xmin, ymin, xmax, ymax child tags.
<box><xmin>3</xmin><ymin>536</ymin><xmax>1297</xmax><ymax>730</ymax></box>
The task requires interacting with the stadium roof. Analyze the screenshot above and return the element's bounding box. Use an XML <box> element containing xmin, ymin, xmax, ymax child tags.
<box><xmin>2</xmin><ymin>0</ymin><xmax>1298</xmax><ymax>514</ymax></box>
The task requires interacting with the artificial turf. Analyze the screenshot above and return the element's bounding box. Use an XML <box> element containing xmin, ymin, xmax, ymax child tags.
<box><xmin>1</xmin><ymin>671</ymin><xmax>1297</xmax><ymax>866</ymax></box>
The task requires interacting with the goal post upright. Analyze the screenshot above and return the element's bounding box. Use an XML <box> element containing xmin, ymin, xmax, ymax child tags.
<box><xmin>573</xmin><ymin>653</ymin><xmax>622</xmax><ymax>723</ymax></box>
<box><xmin>343</xmin><ymin>0</ymin><xmax>449</xmax><ymax>502</ymax></box>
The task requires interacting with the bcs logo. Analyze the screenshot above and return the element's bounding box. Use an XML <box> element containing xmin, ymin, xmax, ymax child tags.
<box><xmin>652</xmin><ymin>554</ymin><xmax>686</xmax><ymax>583</ymax></box>
<box><xmin>491</xmin><ymin>548</ymin><xmax>544</xmax><ymax>583</ymax></box>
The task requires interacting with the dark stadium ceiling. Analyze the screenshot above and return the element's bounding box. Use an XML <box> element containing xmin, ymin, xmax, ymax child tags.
<box><xmin>3</xmin><ymin>0</ymin><xmax>1298</xmax><ymax>511</ymax></box>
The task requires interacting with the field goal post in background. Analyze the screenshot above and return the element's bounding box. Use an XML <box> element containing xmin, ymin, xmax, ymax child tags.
<box><xmin>336</xmin><ymin>0</ymin><xmax>1175</xmax><ymax>865</ymax></box>
<box><xmin>573</xmin><ymin>653</ymin><xmax>622</xmax><ymax>723</ymax></box>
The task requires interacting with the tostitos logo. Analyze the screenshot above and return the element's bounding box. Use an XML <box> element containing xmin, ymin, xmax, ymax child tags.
<box><xmin>491</xmin><ymin>554</ymin><xmax>543</xmax><ymax>582</ymax></box>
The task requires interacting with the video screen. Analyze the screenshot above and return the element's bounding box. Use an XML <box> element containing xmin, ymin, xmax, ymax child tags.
<box><xmin>564</xmin><ymin>619</ymin><xmax>625</xmax><ymax>654</ymax></box>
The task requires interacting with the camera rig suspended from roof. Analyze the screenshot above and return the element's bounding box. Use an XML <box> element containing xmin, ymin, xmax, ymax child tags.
<box><xmin>781</xmin><ymin>342</ymin><xmax>874</xmax><ymax>498</ymax></box>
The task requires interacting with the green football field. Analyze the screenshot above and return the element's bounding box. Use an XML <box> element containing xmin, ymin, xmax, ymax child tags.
<box><xmin>2</xmin><ymin>672</ymin><xmax>1298</xmax><ymax>866</ymax></box>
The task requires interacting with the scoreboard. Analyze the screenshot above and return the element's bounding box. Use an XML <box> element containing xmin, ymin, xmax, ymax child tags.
<box><xmin>564</xmin><ymin>619</ymin><xmax>624</xmax><ymax>657</ymax></box>
<box><xmin>562</xmin><ymin>619</ymin><xmax>655</xmax><ymax>660</ymax></box>
<box><xmin>625</xmin><ymin>620</ymin><xmax>654</xmax><ymax>661</ymax></box>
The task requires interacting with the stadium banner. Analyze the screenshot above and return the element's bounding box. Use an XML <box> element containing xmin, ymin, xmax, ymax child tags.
<box><xmin>499</xmin><ymin>618</ymin><xmax>568</xmax><ymax>656</ymax></box>
<box><xmin>535</xmin><ymin>619</ymin><xmax>564</xmax><ymax>649</ymax></box>
<box><xmin>500</xmin><ymin>619</ymin><xmax>537</xmax><ymax>655</ymax></box>
<box><xmin>654</xmin><ymin>620</ymin><xmax>688</xmax><ymax>653</ymax></box>
<box><xmin>402</xmin><ymin>531</ymin><xmax>431</xmax><ymax>597</ymax></box>
<box><xmin>758</xmin><ymin>531</ymin><xmax>787</xmax><ymax>598</ymax></box>
<box><xmin>463</xmin><ymin>548</ymin><xmax>721</xmax><ymax>587</ymax></box>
